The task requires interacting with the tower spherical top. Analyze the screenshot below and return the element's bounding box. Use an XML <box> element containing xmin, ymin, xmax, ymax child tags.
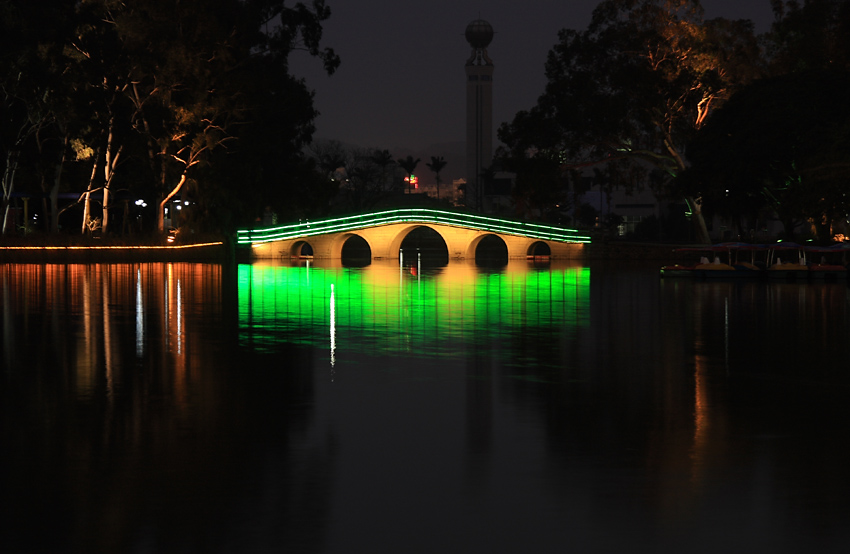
<box><xmin>465</xmin><ymin>19</ymin><xmax>493</xmax><ymax>49</ymax></box>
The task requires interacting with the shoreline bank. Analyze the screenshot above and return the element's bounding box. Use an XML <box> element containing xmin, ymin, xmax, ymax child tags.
<box><xmin>0</xmin><ymin>239</ymin><xmax>229</xmax><ymax>263</ymax></box>
<box><xmin>0</xmin><ymin>238</ymin><xmax>692</xmax><ymax>264</ymax></box>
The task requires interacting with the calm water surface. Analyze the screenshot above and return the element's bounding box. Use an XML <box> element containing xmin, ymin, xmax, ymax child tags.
<box><xmin>2</xmin><ymin>259</ymin><xmax>850</xmax><ymax>553</ymax></box>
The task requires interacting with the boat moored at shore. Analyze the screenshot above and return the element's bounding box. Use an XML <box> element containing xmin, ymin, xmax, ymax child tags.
<box><xmin>660</xmin><ymin>241</ymin><xmax>850</xmax><ymax>281</ymax></box>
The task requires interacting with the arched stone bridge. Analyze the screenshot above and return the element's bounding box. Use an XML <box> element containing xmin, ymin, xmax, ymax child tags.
<box><xmin>237</xmin><ymin>208</ymin><xmax>591</xmax><ymax>261</ymax></box>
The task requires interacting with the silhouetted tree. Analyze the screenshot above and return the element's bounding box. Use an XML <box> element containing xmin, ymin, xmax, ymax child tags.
<box><xmin>681</xmin><ymin>70</ymin><xmax>850</xmax><ymax>242</ymax></box>
<box><xmin>397</xmin><ymin>155</ymin><xmax>420</xmax><ymax>195</ymax></box>
<box><xmin>310</xmin><ymin>140</ymin><xmax>349</xmax><ymax>184</ymax></box>
<box><xmin>0</xmin><ymin>2</ymin><xmax>79</xmax><ymax>234</ymax></box>
<box><xmin>766</xmin><ymin>0</ymin><xmax>850</xmax><ymax>75</ymax></box>
<box><xmin>426</xmin><ymin>156</ymin><xmax>447</xmax><ymax>199</ymax></box>
<box><xmin>0</xmin><ymin>0</ymin><xmax>340</xmax><ymax>236</ymax></box>
<box><xmin>369</xmin><ymin>149</ymin><xmax>394</xmax><ymax>189</ymax></box>
<box><xmin>344</xmin><ymin>148</ymin><xmax>389</xmax><ymax>211</ymax></box>
<box><xmin>498</xmin><ymin>0</ymin><xmax>763</xmax><ymax>243</ymax></box>
<box><xmin>677</xmin><ymin>0</ymin><xmax>850</xmax><ymax>242</ymax></box>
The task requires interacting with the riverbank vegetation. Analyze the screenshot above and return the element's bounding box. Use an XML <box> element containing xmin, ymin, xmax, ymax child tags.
<box><xmin>497</xmin><ymin>0</ymin><xmax>850</xmax><ymax>243</ymax></box>
<box><xmin>3</xmin><ymin>1</ymin><xmax>850</xmax><ymax>246</ymax></box>
<box><xmin>1</xmin><ymin>0</ymin><xmax>339</xmax><ymax>240</ymax></box>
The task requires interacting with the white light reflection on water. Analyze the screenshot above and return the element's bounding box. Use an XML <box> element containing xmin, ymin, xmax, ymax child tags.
<box><xmin>330</xmin><ymin>282</ymin><xmax>336</xmax><ymax>373</ymax></box>
<box><xmin>103</xmin><ymin>270</ymin><xmax>114</xmax><ymax>400</ymax></box>
<box><xmin>164</xmin><ymin>263</ymin><xmax>171</xmax><ymax>349</ymax></box>
<box><xmin>177</xmin><ymin>276</ymin><xmax>182</xmax><ymax>356</ymax></box>
<box><xmin>136</xmin><ymin>267</ymin><xmax>144</xmax><ymax>357</ymax></box>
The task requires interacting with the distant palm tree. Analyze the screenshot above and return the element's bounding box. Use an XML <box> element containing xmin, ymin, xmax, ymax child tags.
<box><xmin>426</xmin><ymin>156</ymin><xmax>447</xmax><ymax>200</ymax></box>
<box><xmin>370</xmin><ymin>149</ymin><xmax>394</xmax><ymax>190</ymax></box>
<box><xmin>311</xmin><ymin>139</ymin><xmax>348</xmax><ymax>183</ymax></box>
<box><xmin>397</xmin><ymin>155</ymin><xmax>420</xmax><ymax>194</ymax></box>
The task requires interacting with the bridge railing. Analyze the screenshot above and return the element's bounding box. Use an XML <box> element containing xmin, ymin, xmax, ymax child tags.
<box><xmin>237</xmin><ymin>208</ymin><xmax>591</xmax><ymax>245</ymax></box>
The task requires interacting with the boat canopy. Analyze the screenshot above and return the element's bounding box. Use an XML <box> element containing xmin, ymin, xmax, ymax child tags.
<box><xmin>674</xmin><ymin>242</ymin><xmax>767</xmax><ymax>253</ymax></box>
<box><xmin>674</xmin><ymin>242</ymin><xmax>850</xmax><ymax>253</ymax></box>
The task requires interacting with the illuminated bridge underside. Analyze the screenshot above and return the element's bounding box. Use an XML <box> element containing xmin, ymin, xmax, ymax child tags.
<box><xmin>238</xmin><ymin>209</ymin><xmax>590</xmax><ymax>260</ymax></box>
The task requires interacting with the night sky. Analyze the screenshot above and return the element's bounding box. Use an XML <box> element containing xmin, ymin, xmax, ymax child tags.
<box><xmin>290</xmin><ymin>0</ymin><xmax>776</xmax><ymax>184</ymax></box>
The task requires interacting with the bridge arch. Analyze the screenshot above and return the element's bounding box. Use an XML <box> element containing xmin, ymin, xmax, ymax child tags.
<box><xmin>527</xmin><ymin>241</ymin><xmax>551</xmax><ymax>257</ymax></box>
<box><xmin>322</xmin><ymin>232</ymin><xmax>376</xmax><ymax>259</ymax></box>
<box><xmin>473</xmin><ymin>234</ymin><xmax>508</xmax><ymax>264</ymax></box>
<box><xmin>340</xmin><ymin>234</ymin><xmax>372</xmax><ymax>265</ymax></box>
<box><xmin>290</xmin><ymin>240</ymin><xmax>313</xmax><ymax>257</ymax></box>
<box><xmin>395</xmin><ymin>225</ymin><xmax>450</xmax><ymax>263</ymax></box>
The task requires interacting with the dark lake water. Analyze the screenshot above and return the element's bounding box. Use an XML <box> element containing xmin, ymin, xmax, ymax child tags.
<box><xmin>2</xmin><ymin>259</ymin><xmax>850</xmax><ymax>553</ymax></box>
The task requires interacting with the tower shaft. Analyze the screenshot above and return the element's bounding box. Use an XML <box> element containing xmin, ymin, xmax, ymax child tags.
<box><xmin>466</xmin><ymin>62</ymin><xmax>493</xmax><ymax>210</ymax></box>
<box><xmin>464</xmin><ymin>19</ymin><xmax>494</xmax><ymax>211</ymax></box>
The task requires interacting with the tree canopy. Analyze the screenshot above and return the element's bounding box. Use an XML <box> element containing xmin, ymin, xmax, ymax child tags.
<box><xmin>683</xmin><ymin>70</ymin><xmax>850</xmax><ymax>241</ymax></box>
<box><xmin>425</xmin><ymin>156</ymin><xmax>447</xmax><ymax>200</ymax></box>
<box><xmin>1</xmin><ymin>0</ymin><xmax>339</xmax><ymax>237</ymax></box>
<box><xmin>498</xmin><ymin>0</ymin><xmax>762</xmax><ymax>242</ymax></box>
<box><xmin>499</xmin><ymin>0</ymin><xmax>850</xmax><ymax>243</ymax></box>
<box><xmin>765</xmin><ymin>0</ymin><xmax>850</xmax><ymax>75</ymax></box>
<box><xmin>678</xmin><ymin>0</ymin><xmax>850</xmax><ymax>242</ymax></box>
<box><xmin>397</xmin><ymin>155</ymin><xmax>420</xmax><ymax>195</ymax></box>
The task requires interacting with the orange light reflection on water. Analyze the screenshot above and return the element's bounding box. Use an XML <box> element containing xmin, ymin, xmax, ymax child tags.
<box><xmin>0</xmin><ymin>263</ymin><xmax>222</xmax><ymax>406</ymax></box>
<box><xmin>0</xmin><ymin>242</ymin><xmax>223</xmax><ymax>250</ymax></box>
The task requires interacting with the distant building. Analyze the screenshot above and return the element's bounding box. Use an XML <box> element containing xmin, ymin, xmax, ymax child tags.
<box><xmin>482</xmin><ymin>171</ymin><xmax>514</xmax><ymax>215</ymax></box>
<box><xmin>413</xmin><ymin>179</ymin><xmax>465</xmax><ymax>206</ymax></box>
<box><xmin>451</xmin><ymin>178</ymin><xmax>466</xmax><ymax>206</ymax></box>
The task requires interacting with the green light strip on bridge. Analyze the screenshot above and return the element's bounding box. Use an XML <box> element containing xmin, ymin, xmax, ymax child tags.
<box><xmin>236</xmin><ymin>208</ymin><xmax>591</xmax><ymax>245</ymax></box>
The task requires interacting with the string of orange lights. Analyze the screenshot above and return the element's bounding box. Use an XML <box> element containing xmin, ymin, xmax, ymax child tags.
<box><xmin>0</xmin><ymin>241</ymin><xmax>223</xmax><ymax>251</ymax></box>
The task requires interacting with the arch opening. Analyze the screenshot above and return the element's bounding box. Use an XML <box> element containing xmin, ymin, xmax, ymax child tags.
<box><xmin>341</xmin><ymin>235</ymin><xmax>371</xmax><ymax>267</ymax></box>
<box><xmin>475</xmin><ymin>234</ymin><xmax>508</xmax><ymax>267</ymax></box>
<box><xmin>528</xmin><ymin>241</ymin><xmax>551</xmax><ymax>258</ymax></box>
<box><xmin>399</xmin><ymin>226</ymin><xmax>449</xmax><ymax>267</ymax></box>
<box><xmin>293</xmin><ymin>241</ymin><xmax>314</xmax><ymax>258</ymax></box>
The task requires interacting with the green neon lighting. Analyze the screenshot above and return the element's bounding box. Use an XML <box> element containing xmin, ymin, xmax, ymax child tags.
<box><xmin>238</xmin><ymin>263</ymin><xmax>591</xmax><ymax>361</ymax></box>
<box><xmin>236</xmin><ymin>208</ymin><xmax>591</xmax><ymax>245</ymax></box>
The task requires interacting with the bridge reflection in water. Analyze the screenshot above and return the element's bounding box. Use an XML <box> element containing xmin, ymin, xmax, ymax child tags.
<box><xmin>238</xmin><ymin>259</ymin><xmax>591</xmax><ymax>362</ymax></box>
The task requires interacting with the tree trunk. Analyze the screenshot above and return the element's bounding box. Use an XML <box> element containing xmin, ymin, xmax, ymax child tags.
<box><xmin>686</xmin><ymin>195</ymin><xmax>711</xmax><ymax>244</ymax></box>
<box><xmin>1</xmin><ymin>204</ymin><xmax>10</xmax><ymax>235</ymax></box>
<box><xmin>1</xmin><ymin>150</ymin><xmax>20</xmax><ymax>235</ymax></box>
<box><xmin>158</xmin><ymin>173</ymin><xmax>187</xmax><ymax>232</ymax></box>
<box><xmin>782</xmin><ymin>217</ymin><xmax>795</xmax><ymax>241</ymax></box>
<box><xmin>82</xmin><ymin>151</ymin><xmax>101</xmax><ymax>234</ymax></box>
<box><xmin>815</xmin><ymin>219</ymin><xmax>830</xmax><ymax>243</ymax></box>
<box><xmin>102</xmin><ymin>118</ymin><xmax>122</xmax><ymax>234</ymax></box>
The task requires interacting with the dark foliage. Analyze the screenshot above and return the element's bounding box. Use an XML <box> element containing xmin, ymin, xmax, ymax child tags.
<box><xmin>0</xmin><ymin>0</ymin><xmax>338</xmax><ymax>237</ymax></box>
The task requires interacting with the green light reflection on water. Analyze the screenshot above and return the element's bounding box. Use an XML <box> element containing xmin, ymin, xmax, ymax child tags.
<box><xmin>238</xmin><ymin>260</ymin><xmax>590</xmax><ymax>361</ymax></box>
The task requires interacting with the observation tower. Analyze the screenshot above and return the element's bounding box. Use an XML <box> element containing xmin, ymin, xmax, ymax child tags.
<box><xmin>465</xmin><ymin>19</ymin><xmax>494</xmax><ymax>210</ymax></box>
